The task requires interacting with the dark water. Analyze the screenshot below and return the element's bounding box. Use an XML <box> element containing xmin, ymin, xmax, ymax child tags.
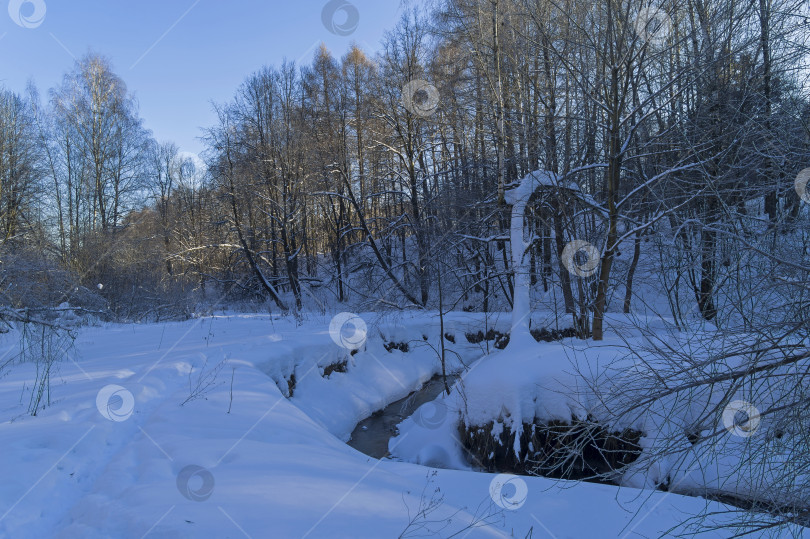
<box><xmin>347</xmin><ymin>374</ymin><xmax>459</xmax><ymax>459</ymax></box>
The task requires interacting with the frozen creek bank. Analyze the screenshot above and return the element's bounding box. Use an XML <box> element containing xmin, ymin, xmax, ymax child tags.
<box><xmin>0</xmin><ymin>313</ymin><xmax>747</xmax><ymax>538</ymax></box>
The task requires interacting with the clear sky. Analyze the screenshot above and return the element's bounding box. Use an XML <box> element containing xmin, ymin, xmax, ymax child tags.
<box><xmin>1</xmin><ymin>0</ymin><xmax>415</xmax><ymax>157</ymax></box>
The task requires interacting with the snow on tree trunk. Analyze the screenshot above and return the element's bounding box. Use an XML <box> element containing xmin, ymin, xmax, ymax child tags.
<box><xmin>505</xmin><ymin>170</ymin><xmax>557</xmax><ymax>349</ymax></box>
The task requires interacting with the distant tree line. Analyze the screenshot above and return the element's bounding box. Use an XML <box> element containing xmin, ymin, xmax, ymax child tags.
<box><xmin>0</xmin><ymin>0</ymin><xmax>807</xmax><ymax>332</ymax></box>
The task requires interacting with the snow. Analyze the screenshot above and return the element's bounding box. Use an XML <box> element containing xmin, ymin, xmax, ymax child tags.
<box><xmin>388</xmin><ymin>310</ymin><xmax>810</xmax><ymax>521</ymax></box>
<box><xmin>0</xmin><ymin>312</ymin><xmax>755</xmax><ymax>538</ymax></box>
<box><xmin>505</xmin><ymin>170</ymin><xmax>558</xmax><ymax>349</ymax></box>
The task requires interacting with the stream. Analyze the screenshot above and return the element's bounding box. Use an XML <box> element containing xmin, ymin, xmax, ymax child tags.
<box><xmin>347</xmin><ymin>374</ymin><xmax>460</xmax><ymax>459</ymax></box>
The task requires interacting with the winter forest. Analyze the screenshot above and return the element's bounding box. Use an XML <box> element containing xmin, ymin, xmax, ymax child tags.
<box><xmin>1</xmin><ymin>0</ymin><xmax>810</xmax><ymax>537</ymax></box>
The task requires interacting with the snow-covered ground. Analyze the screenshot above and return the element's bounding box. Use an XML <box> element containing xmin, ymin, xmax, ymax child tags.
<box><xmin>0</xmin><ymin>313</ymin><xmax>747</xmax><ymax>537</ymax></box>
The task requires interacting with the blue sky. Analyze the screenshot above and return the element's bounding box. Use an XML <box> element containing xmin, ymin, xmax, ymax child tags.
<box><xmin>1</xmin><ymin>0</ymin><xmax>414</xmax><ymax>156</ymax></box>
